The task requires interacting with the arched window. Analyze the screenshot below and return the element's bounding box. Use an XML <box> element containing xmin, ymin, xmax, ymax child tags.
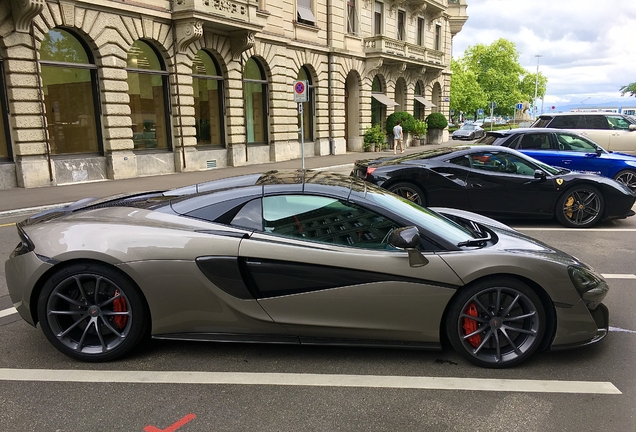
<box><xmin>192</xmin><ymin>51</ymin><xmax>224</xmax><ymax>146</ymax></box>
<box><xmin>297</xmin><ymin>66</ymin><xmax>314</xmax><ymax>142</ymax></box>
<box><xmin>414</xmin><ymin>82</ymin><xmax>423</xmax><ymax>120</ymax></box>
<box><xmin>371</xmin><ymin>75</ymin><xmax>385</xmax><ymax>127</ymax></box>
<box><xmin>243</xmin><ymin>58</ymin><xmax>268</xmax><ymax>144</ymax></box>
<box><xmin>0</xmin><ymin>58</ymin><xmax>10</xmax><ymax>161</ymax></box>
<box><xmin>126</xmin><ymin>41</ymin><xmax>170</xmax><ymax>150</ymax></box>
<box><xmin>39</xmin><ymin>28</ymin><xmax>101</xmax><ymax>155</ymax></box>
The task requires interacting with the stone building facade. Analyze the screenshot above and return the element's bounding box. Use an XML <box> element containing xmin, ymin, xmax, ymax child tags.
<box><xmin>0</xmin><ymin>0</ymin><xmax>467</xmax><ymax>189</ymax></box>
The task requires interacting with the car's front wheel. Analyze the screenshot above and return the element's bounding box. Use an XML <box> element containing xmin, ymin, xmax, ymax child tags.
<box><xmin>613</xmin><ymin>170</ymin><xmax>636</xmax><ymax>192</ymax></box>
<box><xmin>388</xmin><ymin>182</ymin><xmax>426</xmax><ymax>206</ymax></box>
<box><xmin>37</xmin><ymin>262</ymin><xmax>149</xmax><ymax>362</ymax></box>
<box><xmin>555</xmin><ymin>185</ymin><xmax>604</xmax><ymax>228</ymax></box>
<box><xmin>446</xmin><ymin>277</ymin><xmax>546</xmax><ymax>368</ymax></box>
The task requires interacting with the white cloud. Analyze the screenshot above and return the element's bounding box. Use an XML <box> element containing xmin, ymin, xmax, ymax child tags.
<box><xmin>452</xmin><ymin>0</ymin><xmax>636</xmax><ymax>107</ymax></box>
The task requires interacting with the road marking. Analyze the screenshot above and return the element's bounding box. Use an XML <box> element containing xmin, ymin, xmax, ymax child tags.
<box><xmin>0</xmin><ymin>222</ymin><xmax>16</xmax><ymax>228</ymax></box>
<box><xmin>0</xmin><ymin>202</ymin><xmax>73</xmax><ymax>218</ymax></box>
<box><xmin>144</xmin><ymin>414</ymin><xmax>196</xmax><ymax>432</ymax></box>
<box><xmin>602</xmin><ymin>274</ymin><xmax>636</xmax><ymax>279</ymax></box>
<box><xmin>517</xmin><ymin>228</ymin><xmax>636</xmax><ymax>232</ymax></box>
<box><xmin>0</xmin><ymin>307</ymin><xmax>17</xmax><ymax>318</ymax></box>
<box><xmin>609</xmin><ymin>326</ymin><xmax>636</xmax><ymax>334</ymax></box>
<box><xmin>0</xmin><ymin>368</ymin><xmax>621</xmax><ymax>394</ymax></box>
<box><xmin>312</xmin><ymin>164</ymin><xmax>353</xmax><ymax>171</ymax></box>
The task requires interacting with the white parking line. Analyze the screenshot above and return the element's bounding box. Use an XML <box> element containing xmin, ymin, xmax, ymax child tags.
<box><xmin>0</xmin><ymin>368</ymin><xmax>621</xmax><ymax>394</ymax></box>
<box><xmin>0</xmin><ymin>307</ymin><xmax>17</xmax><ymax>318</ymax></box>
<box><xmin>602</xmin><ymin>274</ymin><xmax>636</xmax><ymax>279</ymax></box>
<box><xmin>517</xmin><ymin>228</ymin><xmax>636</xmax><ymax>232</ymax></box>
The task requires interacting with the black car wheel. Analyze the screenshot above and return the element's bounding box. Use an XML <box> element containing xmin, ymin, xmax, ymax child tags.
<box><xmin>446</xmin><ymin>277</ymin><xmax>546</xmax><ymax>368</ymax></box>
<box><xmin>37</xmin><ymin>262</ymin><xmax>149</xmax><ymax>362</ymax></box>
<box><xmin>388</xmin><ymin>182</ymin><xmax>426</xmax><ymax>206</ymax></box>
<box><xmin>613</xmin><ymin>170</ymin><xmax>636</xmax><ymax>192</ymax></box>
<box><xmin>555</xmin><ymin>186</ymin><xmax>604</xmax><ymax>228</ymax></box>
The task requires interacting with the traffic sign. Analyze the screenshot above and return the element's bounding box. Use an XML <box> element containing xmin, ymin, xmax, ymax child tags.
<box><xmin>293</xmin><ymin>80</ymin><xmax>308</xmax><ymax>103</ymax></box>
<box><xmin>489</xmin><ymin>101</ymin><xmax>497</xmax><ymax>109</ymax></box>
<box><xmin>477</xmin><ymin>109</ymin><xmax>484</xmax><ymax>115</ymax></box>
<box><xmin>516</xmin><ymin>103</ymin><xmax>523</xmax><ymax>110</ymax></box>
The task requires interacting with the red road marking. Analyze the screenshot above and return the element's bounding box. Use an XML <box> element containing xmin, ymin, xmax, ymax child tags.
<box><xmin>143</xmin><ymin>414</ymin><xmax>196</xmax><ymax>432</ymax></box>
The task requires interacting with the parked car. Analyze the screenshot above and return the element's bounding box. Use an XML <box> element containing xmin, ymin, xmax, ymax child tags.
<box><xmin>531</xmin><ymin>112</ymin><xmax>636</xmax><ymax>154</ymax></box>
<box><xmin>476</xmin><ymin>128</ymin><xmax>636</xmax><ymax>192</ymax></box>
<box><xmin>452</xmin><ymin>123</ymin><xmax>485</xmax><ymax>141</ymax></box>
<box><xmin>352</xmin><ymin>145</ymin><xmax>636</xmax><ymax>228</ymax></box>
<box><xmin>5</xmin><ymin>170</ymin><xmax>610</xmax><ymax>368</ymax></box>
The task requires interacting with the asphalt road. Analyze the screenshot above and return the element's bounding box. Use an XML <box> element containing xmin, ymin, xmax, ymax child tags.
<box><xmin>0</xmin><ymin>168</ymin><xmax>635</xmax><ymax>432</ymax></box>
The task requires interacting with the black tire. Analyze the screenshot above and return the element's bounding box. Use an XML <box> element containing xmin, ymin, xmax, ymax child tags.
<box><xmin>37</xmin><ymin>262</ymin><xmax>149</xmax><ymax>362</ymax></box>
<box><xmin>613</xmin><ymin>170</ymin><xmax>636</xmax><ymax>193</ymax></box>
<box><xmin>388</xmin><ymin>182</ymin><xmax>426</xmax><ymax>206</ymax></box>
<box><xmin>555</xmin><ymin>185</ymin><xmax>604</xmax><ymax>228</ymax></box>
<box><xmin>446</xmin><ymin>277</ymin><xmax>546</xmax><ymax>368</ymax></box>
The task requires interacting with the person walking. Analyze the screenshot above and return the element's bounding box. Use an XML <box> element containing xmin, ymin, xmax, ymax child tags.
<box><xmin>393</xmin><ymin>121</ymin><xmax>404</xmax><ymax>154</ymax></box>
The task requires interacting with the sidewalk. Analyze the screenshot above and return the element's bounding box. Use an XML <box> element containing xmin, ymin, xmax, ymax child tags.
<box><xmin>0</xmin><ymin>145</ymin><xmax>443</xmax><ymax>216</ymax></box>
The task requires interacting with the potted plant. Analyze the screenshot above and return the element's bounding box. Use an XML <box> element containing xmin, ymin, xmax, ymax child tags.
<box><xmin>386</xmin><ymin>112</ymin><xmax>416</xmax><ymax>150</ymax></box>
<box><xmin>411</xmin><ymin>119</ymin><xmax>427</xmax><ymax>146</ymax></box>
<box><xmin>425</xmin><ymin>112</ymin><xmax>448</xmax><ymax>145</ymax></box>
<box><xmin>363</xmin><ymin>124</ymin><xmax>386</xmax><ymax>152</ymax></box>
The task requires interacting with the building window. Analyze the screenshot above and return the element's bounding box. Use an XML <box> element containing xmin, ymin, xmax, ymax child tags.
<box><xmin>126</xmin><ymin>41</ymin><xmax>170</xmax><ymax>150</ymax></box>
<box><xmin>192</xmin><ymin>51</ymin><xmax>224</xmax><ymax>146</ymax></box>
<box><xmin>297</xmin><ymin>0</ymin><xmax>316</xmax><ymax>25</ymax></box>
<box><xmin>297</xmin><ymin>66</ymin><xmax>314</xmax><ymax>142</ymax></box>
<box><xmin>397</xmin><ymin>10</ymin><xmax>405</xmax><ymax>41</ymax></box>
<box><xmin>374</xmin><ymin>2</ymin><xmax>383</xmax><ymax>35</ymax></box>
<box><xmin>39</xmin><ymin>28</ymin><xmax>101</xmax><ymax>155</ymax></box>
<box><xmin>435</xmin><ymin>22</ymin><xmax>442</xmax><ymax>51</ymax></box>
<box><xmin>0</xmin><ymin>58</ymin><xmax>10</xmax><ymax>162</ymax></box>
<box><xmin>347</xmin><ymin>0</ymin><xmax>357</xmax><ymax>34</ymax></box>
<box><xmin>417</xmin><ymin>18</ymin><xmax>425</xmax><ymax>46</ymax></box>
<box><xmin>371</xmin><ymin>75</ymin><xmax>385</xmax><ymax>127</ymax></box>
<box><xmin>414</xmin><ymin>82</ymin><xmax>423</xmax><ymax>120</ymax></box>
<box><xmin>243</xmin><ymin>57</ymin><xmax>268</xmax><ymax>144</ymax></box>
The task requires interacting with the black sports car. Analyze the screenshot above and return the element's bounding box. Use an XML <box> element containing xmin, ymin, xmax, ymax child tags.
<box><xmin>352</xmin><ymin>145</ymin><xmax>636</xmax><ymax>228</ymax></box>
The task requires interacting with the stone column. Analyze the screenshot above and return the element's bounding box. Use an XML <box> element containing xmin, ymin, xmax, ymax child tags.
<box><xmin>226</xmin><ymin>65</ymin><xmax>247</xmax><ymax>166</ymax></box>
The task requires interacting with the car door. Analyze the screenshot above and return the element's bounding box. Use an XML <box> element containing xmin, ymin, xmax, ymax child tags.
<box><xmin>605</xmin><ymin>115</ymin><xmax>636</xmax><ymax>154</ymax></box>
<box><xmin>552</xmin><ymin>132</ymin><xmax>610</xmax><ymax>176</ymax></box>
<box><xmin>463</xmin><ymin>150</ymin><xmax>558</xmax><ymax>218</ymax></box>
<box><xmin>576</xmin><ymin>115</ymin><xmax>612</xmax><ymax>148</ymax></box>
<box><xmin>236</xmin><ymin>194</ymin><xmax>462</xmax><ymax>343</ymax></box>
<box><xmin>513</xmin><ymin>132</ymin><xmax>563</xmax><ymax>167</ymax></box>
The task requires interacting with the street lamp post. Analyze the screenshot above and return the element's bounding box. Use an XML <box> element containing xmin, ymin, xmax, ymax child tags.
<box><xmin>533</xmin><ymin>54</ymin><xmax>542</xmax><ymax>119</ymax></box>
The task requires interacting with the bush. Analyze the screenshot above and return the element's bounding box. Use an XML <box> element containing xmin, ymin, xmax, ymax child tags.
<box><xmin>363</xmin><ymin>124</ymin><xmax>386</xmax><ymax>149</ymax></box>
<box><xmin>412</xmin><ymin>119</ymin><xmax>427</xmax><ymax>138</ymax></box>
<box><xmin>426</xmin><ymin>112</ymin><xmax>448</xmax><ymax>130</ymax></box>
<box><xmin>386</xmin><ymin>111</ymin><xmax>416</xmax><ymax>135</ymax></box>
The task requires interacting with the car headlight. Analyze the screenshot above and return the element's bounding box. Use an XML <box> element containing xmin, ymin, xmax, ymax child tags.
<box><xmin>568</xmin><ymin>266</ymin><xmax>609</xmax><ymax>310</ymax></box>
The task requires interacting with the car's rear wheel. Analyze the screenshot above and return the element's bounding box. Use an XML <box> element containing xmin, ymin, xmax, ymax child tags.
<box><xmin>37</xmin><ymin>262</ymin><xmax>148</xmax><ymax>362</ymax></box>
<box><xmin>613</xmin><ymin>170</ymin><xmax>636</xmax><ymax>192</ymax></box>
<box><xmin>388</xmin><ymin>182</ymin><xmax>426</xmax><ymax>206</ymax></box>
<box><xmin>555</xmin><ymin>185</ymin><xmax>604</xmax><ymax>228</ymax></box>
<box><xmin>446</xmin><ymin>277</ymin><xmax>546</xmax><ymax>368</ymax></box>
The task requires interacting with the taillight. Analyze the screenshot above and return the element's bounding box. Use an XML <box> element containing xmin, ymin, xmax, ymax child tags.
<box><xmin>366</xmin><ymin>167</ymin><xmax>377</xmax><ymax>176</ymax></box>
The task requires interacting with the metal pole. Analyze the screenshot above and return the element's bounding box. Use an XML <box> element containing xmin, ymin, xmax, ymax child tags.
<box><xmin>299</xmin><ymin>103</ymin><xmax>305</xmax><ymax>170</ymax></box>
<box><xmin>533</xmin><ymin>54</ymin><xmax>542</xmax><ymax>119</ymax></box>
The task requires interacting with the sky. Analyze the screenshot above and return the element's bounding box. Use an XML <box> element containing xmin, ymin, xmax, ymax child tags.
<box><xmin>451</xmin><ymin>0</ymin><xmax>636</xmax><ymax>109</ymax></box>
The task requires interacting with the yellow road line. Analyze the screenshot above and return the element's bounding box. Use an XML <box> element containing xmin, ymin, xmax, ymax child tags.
<box><xmin>0</xmin><ymin>222</ymin><xmax>16</xmax><ymax>228</ymax></box>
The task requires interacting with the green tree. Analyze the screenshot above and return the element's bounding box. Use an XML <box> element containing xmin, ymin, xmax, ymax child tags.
<box><xmin>450</xmin><ymin>59</ymin><xmax>488</xmax><ymax>118</ymax></box>
<box><xmin>458</xmin><ymin>39</ymin><xmax>547</xmax><ymax>116</ymax></box>
<box><xmin>620</xmin><ymin>82</ymin><xmax>636</xmax><ymax>97</ymax></box>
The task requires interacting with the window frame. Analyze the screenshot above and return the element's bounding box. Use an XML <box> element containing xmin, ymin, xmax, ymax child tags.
<box><xmin>347</xmin><ymin>0</ymin><xmax>358</xmax><ymax>35</ymax></box>
<box><xmin>434</xmin><ymin>22</ymin><xmax>442</xmax><ymax>51</ymax></box>
<box><xmin>417</xmin><ymin>17</ymin><xmax>425</xmax><ymax>46</ymax></box>
<box><xmin>297</xmin><ymin>0</ymin><xmax>317</xmax><ymax>26</ymax></box>
<box><xmin>374</xmin><ymin>1</ymin><xmax>383</xmax><ymax>35</ymax></box>
<box><xmin>191</xmin><ymin>51</ymin><xmax>226</xmax><ymax>147</ymax></box>
<box><xmin>397</xmin><ymin>9</ymin><xmax>406</xmax><ymax>41</ymax></box>
<box><xmin>243</xmin><ymin>57</ymin><xmax>270</xmax><ymax>145</ymax></box>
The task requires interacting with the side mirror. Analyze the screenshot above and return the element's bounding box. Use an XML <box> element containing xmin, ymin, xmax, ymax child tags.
<box><xmin>388</xmin><ymin>226</ymin><xmax>429</xmax><ymax>267</ymax></box>
<box><xmin>534</xmin><ymin>169</ymin><xmax>546</xmax><ymax>180</ymax></box>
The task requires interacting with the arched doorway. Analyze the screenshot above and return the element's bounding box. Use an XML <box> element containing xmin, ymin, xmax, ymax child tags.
<box><xmin>394</xmin><ymin>77</ymin><xmax>406</xmax><ymax>112</ymax></box>
<box><xmin>345</xmin><ymin>71</ymin><xmax>361</xmax><ymax>151</ymax></box>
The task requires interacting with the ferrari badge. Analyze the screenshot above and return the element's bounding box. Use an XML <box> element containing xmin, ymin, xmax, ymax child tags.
<box><xmin>556</xmin><ymin>178</ymin><xmax>564</xmax><ymax>185</ymax></box>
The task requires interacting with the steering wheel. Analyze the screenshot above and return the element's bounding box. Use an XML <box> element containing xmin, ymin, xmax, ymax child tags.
<box><xmin>501</xmin><ymin>158</ymin><xmax>517</xmax><ymax>173</ymax></box>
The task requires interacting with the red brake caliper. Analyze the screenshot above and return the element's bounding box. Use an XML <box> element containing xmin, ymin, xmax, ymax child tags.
<box><xmin>112</xmin><ymin>290</ymin><xmax>127</xmax><ymax>329</ymax></box>
<box><xmin>462</xmin><ymin>302</ymin><xmax>482</xmax><ymax>348</ymax></box>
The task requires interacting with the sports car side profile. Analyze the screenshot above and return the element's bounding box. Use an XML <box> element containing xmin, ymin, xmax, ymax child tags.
<box><xmin>6</xmin><ymin>170</ymin><xmax>609</xmax><ymax>367</ymax></box>
<box><xmin>352</xmin><ymin>145</ymin><xmax>636</xmax><ymax>228</ymax></box>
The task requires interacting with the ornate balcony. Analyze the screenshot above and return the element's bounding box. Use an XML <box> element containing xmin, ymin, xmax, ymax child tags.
<box><xmin>364</xmin><ymin>35</ymin><xmax>446</xmax><ymax>70</ymax></box>
<box><xmin>447</xmin><ymin>0</ymin><xmax>468</xmax><ymax>35</ymax></box>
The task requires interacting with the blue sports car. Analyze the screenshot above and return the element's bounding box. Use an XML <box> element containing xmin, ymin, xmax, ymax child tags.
<box><xmin>477</xmin><ymin>128</ymin><xmax>636</xmax><ymax>192</ymax></box>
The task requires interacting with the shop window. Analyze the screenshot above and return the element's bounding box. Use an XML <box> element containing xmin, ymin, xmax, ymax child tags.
<box><xmin>243</xmin><ymin>58</ymin><xmax>268</xmax><ymax>144</ymax></box>
<box><xmin>39</xmin><ymin>28</ymin><xmax>101</xmax><ymax>155</ymax></box>
<box><xmin>192</xmin><ymin>51</ymin><xmax>225</xmax><ymax>146</ymax></box>
<box><xmin>126</xmin><ymin>41</ymin><xmax>170</xmax><ymax>150</ymax></box>
<box><xmin>0</xmin><ymin>59</ymin><xmax>10</xmax><ymax>161</ymax></box>
<box><xmin>297</xmin><ymin>66</ymin><xmax>314</xmax><ymax>142</ymax></box>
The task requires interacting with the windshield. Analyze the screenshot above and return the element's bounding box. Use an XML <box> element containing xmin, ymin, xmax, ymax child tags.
<box><xmin>461</xmin><ymin>124</ymin><xmax>476</xmax><ymax>130</ymax></box>
<box><xmin>362</xmin><ymin>189</ymin><xmax>478</xmax><ymax>245</ymax></box>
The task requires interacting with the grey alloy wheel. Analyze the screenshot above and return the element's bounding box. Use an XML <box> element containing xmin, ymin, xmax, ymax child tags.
<box><xmin>614</xmin><ymin>170</ymin><xmax>636</xmax><ymax>193</ymax></box>
<box><xmin>388</xmin><ymin>182</ymin><xmax>426</xmax><ymax>206</ymax></box>
<box><xmin>447</xmin><ymin>277</ymin><xmax>546</xmax><ymax>368</ymax></box>
<box><xmin>555</xmin><ymin>185</ymin><xmax>604</xmax><ymax>228</ymax></box>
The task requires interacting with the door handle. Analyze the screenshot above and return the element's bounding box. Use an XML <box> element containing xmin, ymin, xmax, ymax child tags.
<box><xmin>470</xmin><ymin>183</ymin><xmax>483</xmax><ymax>188</ymax></box>
<box><xmin>562</xmin><ymin>160</ymin><xmax>571</xmax><ymax>164</ymax></box>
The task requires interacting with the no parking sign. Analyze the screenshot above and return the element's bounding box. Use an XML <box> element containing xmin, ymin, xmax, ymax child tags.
<box><xmin>294</xmin><ymin>80</ymin><xmax>308</xmax><ymax>103</ymax></box>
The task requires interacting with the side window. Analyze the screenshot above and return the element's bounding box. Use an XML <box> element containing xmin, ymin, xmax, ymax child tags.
<box><xmin>230</xmin><ymin>198</ymin><xmax>263</xmax><ymax>230</ymax></box>
<box><xmin>606</xmin><ymin>115</ymin><xmax>631</xmax><ymax>130</ymax></box>
<box><xmin>449</xmin><ymin>155</ymin><xmax>471</xmax><ymax>167</ymax></box>
<box><xmin>584</xmin><ymin>115</ymin><xmax>610</xmax><ymax>129</ymax></box>
<box><xmin>550</xmin><ymin>115</ymin><xmax>583</xmax><ymax>129</ymax></box>
<box><xmin>467</xmin><ymin>152</ymin><xmax>538</xmax><ymax>176</ymax></box>
<box><xmin>555</xmin><ymin>133</ymin><xmax>598</xmax><ymax>152</ymax></box>
<box><xmin>518</xmin><ymin>133</ymin><xmax>550</xmax><ymax>150</ymax></box>
<box><xmin>262</xmin><ymin>195</ymin><xmax>399</xmax><ymax>249</ymax></box>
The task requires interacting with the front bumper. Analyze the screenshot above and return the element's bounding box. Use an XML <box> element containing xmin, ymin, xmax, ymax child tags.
<box><xmin>550</xmin><ymin>302</ymin><xmax>609</xmax><ymax>350</ymax></box>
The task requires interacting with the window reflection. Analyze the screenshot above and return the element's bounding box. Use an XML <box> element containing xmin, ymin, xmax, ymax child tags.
<box><xmin>40</xmin><ymin>29</ymin><xmax>100</xmax><ymax>155</ymax></box>
<box><xmin>127</xmin><ymin>41</ymin><xmax>169</xmax><ymax>150</ymax></box>
<box><xmin>243</xmin><ymin>58</ymin><xmax>268</xmax><ymax>144</ymax></box>
<box><xmin>192</xmin><ymin>51</ymin><xmax>224</xmax><ymax>146</ymax></box>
